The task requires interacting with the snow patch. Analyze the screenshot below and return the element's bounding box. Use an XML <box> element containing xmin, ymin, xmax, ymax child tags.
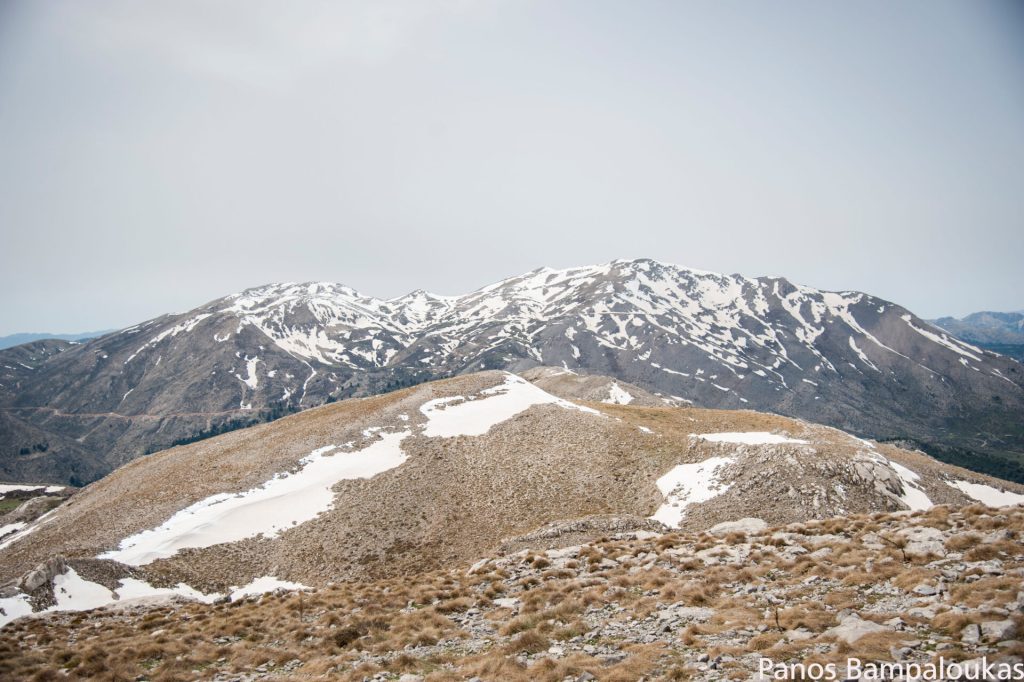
<box><xmin>1</xmin><ymin>571</ymin><xmax>314</xmax><ymax>627</ymax></box>
<box><xmin>848</xmin><ymin>336</ymin><xmax>880</xmax><ymax>372</ymax></box>
<box><xmin>236</xmin><ymin>355</ymin><xmax>260</xmax><ymax>390</ymax></box>
<box><xmin>420</xmin><ymin>373</ymin><xmax>598</xmax><ymax>439</ymax></box>
<box><xmin>603</xmin><ymin>382</ymin><xmax>634</xmax><ymax>405</ymax></box>
<box><xmin>0</xmin><ymin>594</ymin><xmax>33</xmax><ymax>627</ymax></box>
<box><xmin>100</xmin><ymin>432</ymin><xmax>409</xmax><ymax>566</ymax></box>
<box><xmin>230</xmin><ymin>576</ymin><xmax>311</xmax><ymax>601</ymax></box>
<box><xmin>650</xmin><ymin>457</ymin><xmax>734</xmax><ymax>528</ymax></box>
<box><xmin>0</xmin><ymin>484</ymin><xmax>48</xmax><ymax>494</ymax></box>
<box><xmin>0</xmin><ymin>509</ymin><xmax>58</xmax><ymax>550</ymax></box>
<box><xmin>115</xmin><ymin>578</ymin><xmax>220</xmax><ymax>605</ymax></box>
<box><xmin>888</xmin><ymin>461</ymin><xmax>933</xmax><ymax>511</ymax></box>
<box><xmin>0</xmin><ymin>522</ymin><xmax>26</xmax><ymax>539</ymax></box>
<box><xmin>51</xmin><ymin>568</ymin><xmax>115</xmax><ymax>612</ymax></box>
<box><xmin>947</xmin><ymin>480</ymin><xmax>1024</xmax><ymax>507</ymax></box>
<box><xmin>901</xmin><ymin>315</ymin><xmax>982</xmax><ymax>361</ymax></box>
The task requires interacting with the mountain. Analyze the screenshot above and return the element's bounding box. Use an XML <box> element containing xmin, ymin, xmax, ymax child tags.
<box><xmin>2</xmin><ymin>259</ymin><xmax>1022</xmax><ymax>485</ymax></box>
<box><xmin>3</xmin><ymin>504</ymin><xmax>1021</xmax><ymax>680</ymax></box>
<box><xmin>0</xmin><ymin>331</ymin><xmax>114</xmax><ymax>351</ymax></box>
<box><xmin>2</xmin><ymin>370</ymin><xmax>1021</xmax><ymax>629</ymax></box>
<box><xmin>931</xmin><ymin>311</ymin><xmax>1024</xmax><ymax>362</ymax></box>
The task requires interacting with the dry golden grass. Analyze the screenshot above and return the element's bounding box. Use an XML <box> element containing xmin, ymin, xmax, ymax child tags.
<box><xmin>890</xmin><ymin>567</ymin><xmax>939</xmax><ymax>590</ymax></box>
<box><xmin>777</xmin><ymin>604</ymin><xmax>836</xmax><ymax>632</ymax></box>
<box><xmin>944</xmin><ymin>532</ymin><xmax>982</xmax><ymax>551</ymax></box>
<box><xmin>3</xmin><ymin>505</ymin><xmax>1023</xmax><ymax>681</ymax></box>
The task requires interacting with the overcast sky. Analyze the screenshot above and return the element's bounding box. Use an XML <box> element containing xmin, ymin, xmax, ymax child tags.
<box><xmin>1</xmin><ymin>1</ymin><xmax>1022</xmax><ymax>335</ymax></box>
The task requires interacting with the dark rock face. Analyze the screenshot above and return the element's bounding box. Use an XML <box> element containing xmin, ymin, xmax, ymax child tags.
<box><xmin>2</xmin><ymin>259</ymin><xmax>1022</xmax><ymax>483</ymax></box>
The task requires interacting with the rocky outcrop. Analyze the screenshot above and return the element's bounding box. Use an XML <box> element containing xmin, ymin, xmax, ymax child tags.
<box><xmin>15</xmin><ymin>556</ymin><xmax>65</xmax><ymax>594</ymax></box>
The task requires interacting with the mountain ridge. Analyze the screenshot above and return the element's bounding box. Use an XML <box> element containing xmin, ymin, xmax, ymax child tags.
<box><xmin>0</xmin><ymin>331</ymin><xmax>115</xmax><ymax>351</ymax></box>
<box><xmin>930</xmin><ymin>310</ymin><xmax>1024</xmax><ymax>362</ymax></box>
<box><xmin>1</xmin><ymin>259</ymin><xmax>1022</xmax><ymax>484</ymax></box>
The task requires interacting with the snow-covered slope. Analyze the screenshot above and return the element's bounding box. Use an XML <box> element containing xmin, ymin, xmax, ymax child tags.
<box><xmin>2</xmin><ymin>259</ymin><xmax>1022</xmax><ymax>484</ymax></box>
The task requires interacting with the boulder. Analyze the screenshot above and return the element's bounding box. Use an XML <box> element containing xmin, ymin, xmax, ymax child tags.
<box><xmin>897</xmin><ymin>526</ymin><xmax>947</xmax><ymax>558</ymax></box>
<box><xmin>826</xmin><ymin>614</ymin><xmax>890</xmax><ymax>643</ymax></box>
<box><xmin>466</xmin><ymin>558</ymin><xmax>489</xmax><ymax>575</ymax></box>
<box><xmin>980</xmin><ymin>620</ymin><xmax>1017</xmax><ymax>642</ymax></box>
<box><xmin>18</xmin><ymin>556</ymin><xmax>67</xmax><ymax>593</ymax></box>
<box><xmin>708</xmin><ymin>518</ymin><xmax>768</xmax><ymax>536</ymax></box>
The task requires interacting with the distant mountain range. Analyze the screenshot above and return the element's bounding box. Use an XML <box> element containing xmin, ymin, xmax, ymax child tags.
<box><xmin>0</xmin><ymin>331</ymin><xmax>114</xmax><ymax>351</ymax></box>
<box><xmin>1</xmin><ymin>259</ymin><xmax>1022</xmax><ymax>485</ymax></box>
<box><xmin>930</xmin><ymin>311</ymin><xmax>1024</xmax><ymax>361</ymax></box>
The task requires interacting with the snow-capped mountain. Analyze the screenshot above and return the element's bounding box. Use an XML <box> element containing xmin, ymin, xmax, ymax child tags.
<box><xmin>931</xmin><ymin>310</ymin><xmax>1024</xmax><ymax>345</ymax></box>
<box><xmin>931</xmin><ymin>310</ymin><xmax>1024</xmax><ymax>361</ymax></box>
<box><xmin>1</xmin><ymin>259</ymin><xmax>1022</xmax><ymax>484</ymax></box>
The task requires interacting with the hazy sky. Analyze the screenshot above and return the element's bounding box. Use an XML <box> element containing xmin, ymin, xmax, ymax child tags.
<box><xmin>1</xmin><ymin>0</ymin><xmax>1022</xmax><ymax>335</ymax></box>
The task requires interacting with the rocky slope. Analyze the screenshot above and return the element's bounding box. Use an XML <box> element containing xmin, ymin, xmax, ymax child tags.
<box><xmin>1</xmin><ymin>503</ymin><xmax>1022</xmax><ymax>681</ymax></box>
<box><xmin>0</xmin><ymin>483</ymin><xmax>71</xmax><ymax>543</ymax></box>
<box><xmin>1</xmin><ymin>370</ymin><xmax>1021</xmax><ymax>630</ymax></box>
<box><xmin>2</xmin><ymin>260</ymin><xmax>1022</xmax><ymax>485</ymax></box>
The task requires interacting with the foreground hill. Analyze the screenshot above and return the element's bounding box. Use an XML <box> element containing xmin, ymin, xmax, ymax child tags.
<box><xmin>1</xmin><ymin>371</ymin><xmax>1020</xmax><ymax>628</ymax></box>
<box><xmin>1</xmin><ymin>259</ymin><xmax>1022</xmax><ymax>485</ymax></box>
<box><xmin>1</xmin><ymin>504</ymin><xmax>1022</xmax><ymax>681</ymax></box>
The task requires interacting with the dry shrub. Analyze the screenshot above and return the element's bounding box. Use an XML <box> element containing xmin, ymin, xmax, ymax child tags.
<box><xmin>656</xmin><ymin>535</ymin><xmax>679</xmax><ymax>550</ymax></box>
<box><xmin>942</xmin><ymin>532</ymin><xmax>983</xmax><ymax>552</ymax></box>
<box><xmin>822</xmin><ymin>589</ymin><xmax>857</xmax><ymax>610</ymax></box>
<box><xmin>505</xmin><ymin>629</ymin><xmax>549</xmax><ymax>654</ymax></box>
<box><xmin>500</xmin><ymin>613</ymin><xmax>540</xmax><ymax>636</ymax></box>
<box><xmin>679</xmin><ymin>625</ymin><xmax>702</xmax><ymax>646</ymax></box>
<box><xmin>778</xmin><ymin>605</ymin><xmax>835</xmax><ymax>632</ymax></box>
<box><xmin>552</xmin><ymin>619</ymin><xmax>589</xmax><ymax>641</ymax></box>
<box><xmin>547</xmin><ymin>598</ymin><xmax>585</xmax><ymax>621</ymax></box>
<box><xmin>930</xmin><ymin>611</ymin><xmax>976</xmax><ymax>636</ymax></box>
<box><xmin>412</xmin><ymin>628</ymin><xmax>440</xmax><ymax>647</ymax></box>
<box><xmin>434</xmin><ymin>596</ymin><xmax>474</xmax><ymax>614</ymax></box>
<box><xmin>962</xmin><ymin>504</ymin><xmax>990</xmax><ymax>518</ymax></box>
<box><xmin>891</xmin><ymin>567</ymin><xmax>938</xmax><ymax>591</ymax></box>
<box><xmin>748</xmin><ymin>631</ymin><xmax>784</xmax><ymax>651</ymax></box>
<box><xmin>964</xmin><ymin>544</ymin><xmax>1001</xmax><ymax>562</ymax></box>
<box><xmin>920</xmin><ymin>506</ymin><xmax>952</xmax><ymax>529</ymax></box>
<box><xmin>841</xmin><ymin>631</ymin><xmax>912</xmax><ymax>661</ymax></box>
<box><xmin>678</xmin><ymin>581</ymin><xmax>713</xmax><ymax>606</ymax></box>
<box><xmin>662</xmin><ymin>666</ymin><xmax>692</xmax><ymax>681</ymax></box>
<box><xmin>601</xmin><ymin>643</ymin><xmax>665</xmax><ymax>682</ymax></box>
<box><xmin>949</xmin><ymin>576</ymin><xmax>1019</xmax><ymax>608</ymax></box>
<box><xmin>973</xmin><ymin>516</ymin><xmax>1007</xmax><ymax>531</ymax></box>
